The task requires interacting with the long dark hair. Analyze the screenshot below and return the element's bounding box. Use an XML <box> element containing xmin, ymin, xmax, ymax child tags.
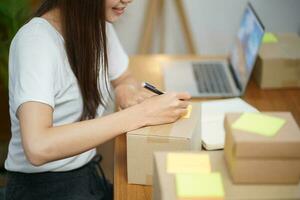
<box><xmin>34</xmin><ymin>0</ymin><xmax>109</xmax><ymax>120</ymax></box>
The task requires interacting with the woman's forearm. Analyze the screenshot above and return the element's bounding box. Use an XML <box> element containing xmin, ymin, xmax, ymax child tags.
<box><xmin>22</xmin><ymin>105</ymin><xmax>144</xmax><ymax>166</ymax></box>
<box><xmin>112</xmin><ymin>70</ymin><xmax>141</xmax><ymax>90</ymax></box>
<box><xmin>20</xmin><ymin>91</ymin><xmax>190</xmax><ymax>166</ymax></box>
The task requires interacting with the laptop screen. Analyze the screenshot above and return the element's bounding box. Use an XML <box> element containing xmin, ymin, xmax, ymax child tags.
<box><xmin>229</xmin><ymin>3</ymin><xmax>265</xmax><ymax>91</ymax></box>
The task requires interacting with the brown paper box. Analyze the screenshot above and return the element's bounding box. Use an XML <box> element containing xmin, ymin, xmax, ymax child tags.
<box><xmin>127</xmin><ymin>103</ymin><xmax>201</xmax><ymax>185</ymax></box>
<box><xmin>253</xmin><ymin>33</ymin><xmax>300</xmax><ymax>89</ymax></box>
<box><xmin>153</xmin><ymin>151</ymin><xmax>300</xmax><ymax>200</ymax></box>
<box><xmin>153</xmin><ymin>152</ymin><xmax>223</xmax><ymax>200</ymax></box>
<box><xmin>224</xmin><ymin>112</ymin><xmax>300</xmax><ymax>184</ymax></box>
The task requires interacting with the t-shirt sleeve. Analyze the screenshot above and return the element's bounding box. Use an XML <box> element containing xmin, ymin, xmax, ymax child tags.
<box><xmin>9</xmin><ymin>33</ymin><xmax>58</xmax><ymax>115</ymax></box>
<box><xmin>106</xmin><ymin>23</ymin><xmax>129</xmax><ymax>81</ymax></box>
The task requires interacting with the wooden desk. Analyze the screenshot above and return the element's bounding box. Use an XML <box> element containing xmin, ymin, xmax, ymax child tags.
<box><xmin>113</xmin><ymin>55</ymin><xmax>300</xmax><ymax>200</ymax></box>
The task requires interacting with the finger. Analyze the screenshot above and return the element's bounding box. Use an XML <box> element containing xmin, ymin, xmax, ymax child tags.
<box><xmin>136</xmin><ymin>96</ymin><xmax>145</xmax><ymax>103</ymax></box>
<box><xmin>120</xmin><ymin>104</ymin><xmax>128</xmax><ymax>109</ymax></box>
<box><xmin>135</xmin><ymin>93</ymin><xmax>151</xmax><ymax>103</ymax></box>
<box><xmin>142</xmin><ymin>88</ymin><xmax>158</xmax><ymax>97</ymax></box>
<box><xmin>178</xmin><ymin>101</ymin><xmax>190</xmax><ymax>108</ymax></box>
<box><xmin>175</xmin><ymin>109</ymin><xmax>189</xmax><ymax>119</ymax></box>
<box><xmin>180</xmin><ymin>108</ymin><xmax>189</xmax><ymax>117</ymax></box>
<box><xmin>176</xmin><ymin>92</ymin><xmax>191</xmax><ymax>100</ymax></box>
<box><xmin>141</xmin><ymin>91</ymin><xmax>154</xmax><ymax>98</ymax></box>
<box><xmin>137</xmin><ymin>90</ymin><xmax>156</xmax><ymax>101</ymax></box>
<box><xmin>126</xmin><ymin>100</ymin><xmax>138</xmax><ymax>108</ymax></box>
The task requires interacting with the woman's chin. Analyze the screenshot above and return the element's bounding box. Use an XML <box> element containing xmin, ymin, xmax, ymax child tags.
<box><xmin>106</xmin><ymin>14</ymin><xmax>120</xmax><ymax>23</ymax></box>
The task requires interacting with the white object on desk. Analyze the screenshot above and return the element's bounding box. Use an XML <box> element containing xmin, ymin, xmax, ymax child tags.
<box><xmin>201</xmin><ymin>98</ymin><xmax>258</xmax><ymax>150</ymax></box>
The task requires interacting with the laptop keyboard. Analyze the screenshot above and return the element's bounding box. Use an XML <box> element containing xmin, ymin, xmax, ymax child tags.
<box><xmin>192</xmin><ymin>63</ymin><xmax>232</xmax><ymax>93</ymax></box>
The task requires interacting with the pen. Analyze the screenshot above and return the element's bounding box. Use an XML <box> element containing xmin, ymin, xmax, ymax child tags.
<box><xmin>142</xmin><ymin>82</ymin><xmax>164</xmax><ymax>95</ymax></box>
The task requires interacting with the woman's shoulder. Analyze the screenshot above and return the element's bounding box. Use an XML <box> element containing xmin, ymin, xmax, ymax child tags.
<box><xmin>105</xmin><ymin>22</ymin><xmax>117</xmax><ymax>37</ymax></box>
<box><xmin>12</xmin><ymin>17</ymin><xmax>62</xmax><ymax>50</ymax></box>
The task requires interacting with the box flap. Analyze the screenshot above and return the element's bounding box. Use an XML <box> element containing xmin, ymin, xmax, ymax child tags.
<box><xmin>260</xmin><ymin>33</ymin><xmax>300</xmax><ymax>59</ymax></box>
<box><xmin>225</xmin><ymin>112</ymin><xmax>300</xmax><ymax>159</ymax></box>
<box><xmin>127</xmin><ymin>103</ymin><xmax>200</xmax><ymax>139</ymax></box>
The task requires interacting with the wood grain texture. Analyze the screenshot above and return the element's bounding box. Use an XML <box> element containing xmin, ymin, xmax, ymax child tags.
<box><xmin>114</xmin><ymin>55</ymin><xmax>300</xmax><ymax>200</ymax></box>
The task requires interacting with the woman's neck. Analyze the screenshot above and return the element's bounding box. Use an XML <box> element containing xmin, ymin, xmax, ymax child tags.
<box><xmin>42</xmin><ymin>8</ymin><xmax>63</xmax><ymax>36</ymax></box>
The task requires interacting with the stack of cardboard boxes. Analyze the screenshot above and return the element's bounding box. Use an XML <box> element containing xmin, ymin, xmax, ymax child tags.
<box><xmin>151</xmin><ymin>111</ymin><xmax>300</xmax><ymax>199</ymax></box>
<box><xmin>153</xmin><ymin>150</ymin><xmax>300</xmax><ymax>200</ymax></box>
<box><xmin>127</xmin><ymin>103</ymin><xmax>201</xmax><ymax>185</ymax></box>
<box><xmin>224</xmin><ymin>112</ymin><xmax>300</xmax><ymax>184</ymax></box>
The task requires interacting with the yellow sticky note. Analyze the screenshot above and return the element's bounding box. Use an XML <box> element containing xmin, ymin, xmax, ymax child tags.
<box><xmin>232</xmin><ymin>113</ymin><xmax>286</xmax><ymax>137</ymax></box>
<box><xmin>182</xmin><ymin>105</ymin><xmax>192</xmax><ymax>119</ymax></box>
<box><xmin>263</xmin><ymin>32</ymin><xmax>278</xmax><ymax>43</ymax></box>
<box><xmin>167</xmin><ymin>153</ymin><xmax>211</xmax><ymax>174</ymax></box>
<box><xmin>176</xmin><ymin>173</ymin><xmax>224</xmax><ymax>199</ymax></box>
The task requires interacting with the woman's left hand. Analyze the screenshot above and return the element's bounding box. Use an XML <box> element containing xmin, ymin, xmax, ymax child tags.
<box><xmin>114</xmin><ymin>84</ymin><xmax>155</xmax><ymax>109</ymax></box>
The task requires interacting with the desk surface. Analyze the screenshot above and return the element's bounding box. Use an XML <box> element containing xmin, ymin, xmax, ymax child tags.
<box><xmin>113</xmin><ymin>55</ymin><xmax>300</xmax><ymax>200</ymax></box>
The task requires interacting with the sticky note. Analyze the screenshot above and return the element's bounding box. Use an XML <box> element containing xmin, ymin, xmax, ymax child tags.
<box><xmin>167</xmin><ymin>153</ymin><xmax>211</xmax><ymax>174</ymax></box>
<box><xmin>182</xmin><ymin>105</ymin><xmax>192</xmax><ymax>119</ymax></box>
<box><xmin>232</xmin><ymin>113</ymin><xmax>286</xmax><ymax>137</ymax></box>
<box><xmin>176</xmin><ymin>173</ymin><xmax>224</xmax><ymax>199</ymax></box>
<box><xmin>263</xmin><ymin>32</ymin><xmax>278</xmax><ymax>43</ymax></box>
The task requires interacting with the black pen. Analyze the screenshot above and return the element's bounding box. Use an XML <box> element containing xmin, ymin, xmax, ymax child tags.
<box><xmin>142</xmin><ymin>82</ymin><xmax>164</xmax><ymax>95</ymax></box>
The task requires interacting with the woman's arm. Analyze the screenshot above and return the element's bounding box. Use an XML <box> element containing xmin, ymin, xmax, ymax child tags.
<box><xmin>18</xmin><ymin>92</ymin><xmax>190</xmax><ymax>166</ymax></box>
<box><xmin>111</xmin><ymin>69</ymin><xmax>140</xmax><ymax>89</ymax></box>
<box><xmin>18</xmin><ymin>101</ymin><xmax>143</xmax><ymax>166</ymax></box>
<box><xmin>111</xmin><ymin>69</ymin><xmax>154</xmax><ymax>109</ymax></box>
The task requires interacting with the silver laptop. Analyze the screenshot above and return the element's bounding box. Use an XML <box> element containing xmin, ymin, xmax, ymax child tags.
<box><xmin>163</xmin><ymin>3</ymin><xmax>265</xmax><ymax>97</ymax></box>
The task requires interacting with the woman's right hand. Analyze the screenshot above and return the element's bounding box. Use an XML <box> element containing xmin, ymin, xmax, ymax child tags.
<box><xmin>135</xmin><ymin>92</ymin><xmax>191</xmax><ymax>127</ymax></box>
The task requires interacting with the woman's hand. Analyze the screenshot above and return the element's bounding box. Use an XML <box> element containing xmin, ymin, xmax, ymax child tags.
<box><xmin>115</xmin><ymin>84</ymin><xmax>155</xmax><ymax>109</ymax></box>
<box><xmin>134</xmin><ymin>92</ymin><xmax>191</xmax><ymax>126</ymax></box>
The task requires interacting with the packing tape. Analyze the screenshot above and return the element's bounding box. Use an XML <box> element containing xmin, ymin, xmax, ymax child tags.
<box><xmin>146</xmin><ymin>174</ymin><xmax>153</xmax><ymax>185</ymax></box>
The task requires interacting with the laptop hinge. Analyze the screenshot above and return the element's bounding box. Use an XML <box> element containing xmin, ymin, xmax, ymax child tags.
<box><xmin>228</xmin><ymin>64</ymin><xmax>242</xmax><ymax>93</ymax></box>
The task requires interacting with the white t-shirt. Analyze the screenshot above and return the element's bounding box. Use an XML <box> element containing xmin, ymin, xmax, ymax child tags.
<box><xmin>5</xmin><ymin>17</ymin><xmax>128</xmax><ymax>173</ymax></box>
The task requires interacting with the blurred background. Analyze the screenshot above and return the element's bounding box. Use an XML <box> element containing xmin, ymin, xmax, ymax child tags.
<box><xmin>115</xmin><ymin>0</ymin><xmax>300</xmax><ymax>55</ymax></box>
<box><xmin>0</xmin><ymin>0</ymin><xmax>300</xmax><ymax>191</ymax></box>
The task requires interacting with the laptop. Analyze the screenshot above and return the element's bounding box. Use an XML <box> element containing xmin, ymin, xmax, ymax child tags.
<box><xmin>163</xmin><ymin>3</ymin><xmax>265</xmax><ymax>97</ymax></box>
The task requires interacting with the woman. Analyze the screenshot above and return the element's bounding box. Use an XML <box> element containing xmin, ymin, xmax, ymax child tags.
<box><xmin>5</xmin><ymin>0</ymin><xmax>190</xmax><ymax>199</ymax></box>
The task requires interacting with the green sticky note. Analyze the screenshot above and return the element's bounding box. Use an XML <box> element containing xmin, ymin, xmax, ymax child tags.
<box><xmin>176</xmin><ymin>173</ymin><xmax>224</xmax><ymax>198</ymax></box>
<box><xmin>263</xmin><ymin>32</ymin><xmax>278</xmax><ymax>43</ymax></box>
<box><xmin>232</xmin><ymin>113</ymin><xmax>286</xmax><ymax>137</ymax></box>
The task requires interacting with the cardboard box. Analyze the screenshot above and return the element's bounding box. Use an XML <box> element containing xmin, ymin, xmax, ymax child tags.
<box><xmin>153</xmin><ymin>151</ymin><xmax>300</xmax><ymax>200</ymax></box>
<box><xmin>224</xmin><ymin>112</ymin><xmax>300</xmax><ymax>184</ymax></box>
<box><xmin>253</xmin><ymin>33</ymin><xmax>300</xmax><ymax>89</ymax></box>
<box><xmin>127</xmin><ymin>103</ymin><xmax>201</xmax><ymax>185</ymax></box>
<box><xmin>153</xmin><ymin>152</ymin><xmax>223</xmax><ymax>200</ymax></box>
